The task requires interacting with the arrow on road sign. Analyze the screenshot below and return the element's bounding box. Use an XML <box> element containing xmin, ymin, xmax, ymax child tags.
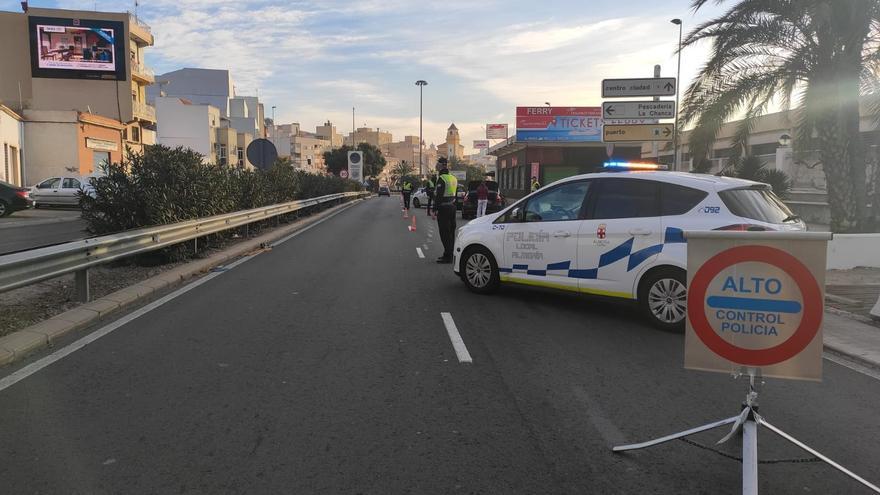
<box><xmin>663</xmin><ymin>127</ymin><xmax>672</xmax><ymax>137</ymax></box>
<box><xmin>605</xmin><ymin>105</ymin><xmax>615</xmax><ymax>116</ymax></box>
<box><xmin>664</xmin><ymin>81</ymin><xmax>675</xmax><ymax>92</ymax></box>
<box><xmin>603</xmin><ymin>124</ymin><xmax>675</xmax><ymax>142</ymax></box>
<box><xmin>602</xmin><ymin>77</ymin><xmax>677</xmax><ymax>97</ymax></box>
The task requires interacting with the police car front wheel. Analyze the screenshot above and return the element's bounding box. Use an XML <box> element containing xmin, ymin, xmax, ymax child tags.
<box><xmin>640</xmin><ymin>268</ymin><xmax>687</xmax><ymax>332</ymax></box>
<box><xmin>461</xmin><ymin>247</ymin><xmax>500</xmax><ymax>294</ymax></box>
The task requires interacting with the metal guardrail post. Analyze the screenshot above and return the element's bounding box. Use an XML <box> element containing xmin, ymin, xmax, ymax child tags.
<box><xmin>75</xmin><ymin>268</ymin><xmax>90</xmax><ymax>303</ymax></box>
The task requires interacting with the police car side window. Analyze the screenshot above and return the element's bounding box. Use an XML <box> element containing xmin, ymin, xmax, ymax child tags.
<box><xmin>522</xmin><ymin>181</ymin><xmax>591</xmax><ymax>222</ymax></box>
<box><xmin>590</xmin><ymin>178</ymin><xmax>660</xmax><ymax>219</ymax></box>
<box><xmin>661</xmin><ymin>183</ymin><xmax>708</xmax><ymax>215</ymax></box>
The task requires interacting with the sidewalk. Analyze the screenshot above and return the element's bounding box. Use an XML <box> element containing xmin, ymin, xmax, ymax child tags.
<box><xmin>823</xmin><ymin>267</ymin><xmax>880</xmax><ymax>369</ymax></box>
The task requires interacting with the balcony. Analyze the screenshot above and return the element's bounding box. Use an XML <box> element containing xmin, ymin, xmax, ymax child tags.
<box><xmin>131</xmin><ymin>62</ymin><xmax>155</xmax><ymax>83</ymax></box>
<box><xmin>132</xmin><ymin>100</ymin><xmax>156</xmax><ymax>123</ymax></box>
<box><xmin>128</xmin><ymin>13</ymin><xmax>154</xmax><ymax>46</ymax></box>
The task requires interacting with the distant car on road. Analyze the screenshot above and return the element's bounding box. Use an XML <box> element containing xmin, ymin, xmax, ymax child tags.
<box><xmin>30</xmin><ymin>175</ymin><xmax>95</xmax><ymax>208</ymax></box>
<box><xmin>378</xmin><ymin>186</ymin><xmax>390</xmax><ymax>196</ymax></box>
<box><xmin>0</xmin><ymin>180</ymin><xmax>32</xmax><ymax>217</ymax></box>
<box><xmin>461</xmin><ymin>180</ymin><xmax>505</xmax><ymax>219</ymax></box>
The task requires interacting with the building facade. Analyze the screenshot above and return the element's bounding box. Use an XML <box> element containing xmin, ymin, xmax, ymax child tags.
<box><xmin>0</xmin><ymin>6</ymin><xmax>155</xmax><ymax>184</ymax></box>
<box><xmin>147</xmin><ymin>68</ymin><xmax>234</xmax><ymax>117</ymax></box>
<box><xmin>291</xmin><ymin>131</ymin><xmax>328</xmax><ymax>173</ymax></box>
<box><xmin>23</xmin><ymin>110</ymin><xmax>124</xmax><ymax>180</ymax></box>
<box><xmin>435</xmin><ymin>124</ymin><xmax>465</xmax><ymax>160</ymax></box>
<box><xmin>346</xmin><ymin>127</ymin><xmax>392</xmax><ymax>148</ymax></box>
<box><xmin>316</xmin><ymin>121</ymin><xmax>343</xmax><ymax>149</ymax></box>
<box><xmin>0</xmin><ymin>105</ymin><xmax>24</xmax><ymax>185</ymax></box>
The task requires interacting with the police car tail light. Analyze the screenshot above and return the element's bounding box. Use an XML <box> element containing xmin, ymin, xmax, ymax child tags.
<box><xmin>714</xmin><ymin>224</ymin><xmax>775</xmax><ymax>232</ymax></box>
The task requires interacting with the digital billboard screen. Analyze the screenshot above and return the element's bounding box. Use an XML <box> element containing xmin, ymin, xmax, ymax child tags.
<box><xmin>29</xmin><ymin>16</ymin><xmax>126</xmax><ymax>80</ymax></box>
<box><xmin>515</xmin><ymin>107</ymin><xmax>603</xmax><ymax>142</ymax></box>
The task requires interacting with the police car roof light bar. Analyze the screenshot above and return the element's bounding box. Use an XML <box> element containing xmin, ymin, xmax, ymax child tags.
<box><xmin>602</xmin><ymin>161</ymin><xmax>668</xmax><ymax>171</ymax></box>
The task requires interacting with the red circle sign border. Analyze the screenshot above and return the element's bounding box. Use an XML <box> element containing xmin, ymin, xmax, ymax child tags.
<box><xmin>687</xmin><ymin>245</ymin><xmax>822</xmax><ymax>367</ymax></box>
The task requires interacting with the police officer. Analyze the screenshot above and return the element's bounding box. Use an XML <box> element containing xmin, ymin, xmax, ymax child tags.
<box><xmin>433</xmin><ymin>163</ymin><xmax>458</xmax><ymax>264</ymax></box>
<box><xmin>424</xmin><ymin>175</ymin><xmax>435</xmax><ymax>216</ymax></box>
<box><xmin>531</xmin><ymin>176</ymin><xmax>542</xmax><ymax>192</ymax></box>
<box><xmin>401</xmin><ymin>177</ymin><xmax>414</xmax><ymax>214</ymax></box>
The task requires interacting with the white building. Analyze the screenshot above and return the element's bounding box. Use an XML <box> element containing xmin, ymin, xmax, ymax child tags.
<box><xmin>268</xmin><ymin>123</ymin><xmax>297</xmax><ymax>158</ymax></box>
<box><xmin>229</xmin><ymin>96</ymin><xmax>265</xmax><ymax>139</ymax></box>
<box><xmin>148</xmin><ymin>68</ymin><xmax>234</xmax><ymax>117</ymax></box>
<box><xmin>0</xmin><ymin>104</ymin><xmax>24</xmax><ymax>186</ymax></box>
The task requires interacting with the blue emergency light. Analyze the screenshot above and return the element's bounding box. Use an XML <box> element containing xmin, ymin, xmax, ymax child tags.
<box><xmin>602</xmin><ymin>161</ymin><xmax>668</xmax><ymax>171</ymax></box>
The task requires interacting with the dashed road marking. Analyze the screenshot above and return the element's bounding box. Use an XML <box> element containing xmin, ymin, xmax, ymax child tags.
<box><xmin>440</xmin><ymin>312</ymin><xmax>472</xmax><ymax>363</ymax></box>
<box><xmin>416</xmin><ymin>247</ymin><xmax>425</xmax><ymax>258</ymax></box>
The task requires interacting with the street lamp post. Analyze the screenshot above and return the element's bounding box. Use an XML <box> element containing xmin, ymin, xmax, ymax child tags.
<box><xmin>671</xmin><ymin>18</ymin><xmax>683</xmax><ymax>171</ymax></box>
<box><xmin>415</xmin><ymin>80</ymin><xmax>428</xmax><ymax>177</ymax></box>
<box><xmin>271</xmin><ymin>105</ymin><xmax>276</xmax><ymax>142</ymax></box>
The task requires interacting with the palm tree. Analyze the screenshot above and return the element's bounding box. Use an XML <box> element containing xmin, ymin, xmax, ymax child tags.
<box><xmin>681</xmin><ymin>0</ymin><xmax>880</xmax><ymax>231</ymax></box>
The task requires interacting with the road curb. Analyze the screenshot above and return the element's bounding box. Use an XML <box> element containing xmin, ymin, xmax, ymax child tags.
<box><xmin>0</xmin><ymin>198</ymin><xmax>366</xmax><ymax>367</ymax></box>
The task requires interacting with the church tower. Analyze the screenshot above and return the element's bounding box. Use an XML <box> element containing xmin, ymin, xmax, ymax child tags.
<box><xmin>444</xmin><ymin>123</ymin><xmax>463</xmax><ymax>159</ymax></box>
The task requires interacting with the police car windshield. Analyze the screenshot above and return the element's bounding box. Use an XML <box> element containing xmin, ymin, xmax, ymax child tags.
<box><xmin>718</xmin><ymin>186</ymin><xmax>796</xmax><ymax>224</ymax></box>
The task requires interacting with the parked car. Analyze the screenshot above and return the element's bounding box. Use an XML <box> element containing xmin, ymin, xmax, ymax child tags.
<box><xmin>0</xmin><ymin>180</ymin><xmax>32</xmax><ymax>217</ymax></box>
<box><xmin>378</xmin><ymin>186</ymin><xmax>390</xmax><ymax>196</ymax></box>
<box><xmin>30</xmin><ymin>175</ymin><xmax>95</xmax><ymax>207</ymax></box>
<box><xmin>461</xmin><ymin>180</ymin><xmax>505</xmax><ymax>219</ymax></box>
<box><xmin>455</xmin><ymin>184</ymin><xmax>466</xmax><ymax>210</ymax></box>
<box><xmin>453</xmin><ymin>164</ymin><xmax>806</xmax><ymax>332</ymax></box>
<box><xmin>411</xmin><ymin>187</ymin><xmax>429</xmax><ymax>208</ymax></box>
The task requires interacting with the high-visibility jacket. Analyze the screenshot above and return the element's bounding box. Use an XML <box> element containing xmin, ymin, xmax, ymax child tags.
<box><xmin>531</xmin><ymin>180</ymin><xmax>541</xmax><ymax>192</ymax></box>
<box><xmin>439</xmin><ymin>173</ymin><xmax>458</xmax><ymax>199</ymax></box>
<box><xmin>402</xmin><ymin>181</ymin><xmax>413</xmax><ymax>192</ymax></box>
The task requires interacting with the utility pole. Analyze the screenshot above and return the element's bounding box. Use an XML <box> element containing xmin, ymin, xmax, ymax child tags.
<box><xmin>352</xmin><ymin>107</ymin><xmax>355</xmax><ymax>148</ymax></box>
<box><xmin>415</xmin><ymin>80</ymin><xmax>428</xmax><ymax>177</ymax></box>
<box><xmin>671</xmin><ymin>18</ymin><xmax>683</xmax><ymax>171</ymax></box>
<box><xmin>652</xmin><ymin>65</ymin><xmax>660</xmax><ymax>159</ymax></box>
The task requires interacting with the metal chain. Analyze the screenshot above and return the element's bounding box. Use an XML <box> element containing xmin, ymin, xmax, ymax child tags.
<box><xmin>679</xmin><ymin>438</ymin><xmax>821</xmax><ymax>464</ymax></box>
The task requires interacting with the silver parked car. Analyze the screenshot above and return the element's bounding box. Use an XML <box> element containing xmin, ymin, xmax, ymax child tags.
<box><xmin>30</xmin><ymin>175</ymin><xmax>95</xmax><ymax>207</ymax></box>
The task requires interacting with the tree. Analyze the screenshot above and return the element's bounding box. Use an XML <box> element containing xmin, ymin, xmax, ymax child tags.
<box><xmin>322</xmin><ymin>143</ymin><xmax>387</xmax><ymax>179</ymax></box>
<box><xmin>391</xmin><ymin>160</ymin><xmax>415</xmax><ymax>183</ymax></box>
<box><xmin>680</xmin><ymin>0</ymin><xmax>880</xmax><ymax>232</ymax></box>
<box><xmin>722</xmin><ymin>155</ymin><xmax>793</xmax><ymax>199</ymax></box>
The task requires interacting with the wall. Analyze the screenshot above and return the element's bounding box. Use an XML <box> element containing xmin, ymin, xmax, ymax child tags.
<box><xmin>827</xmin><ymin>234</ymin><xmax>880</xmax><ymax>270</ymax></box>
<box><xmin>0</xmin><ymin>108</ymin><xmax>24</xmax><ymax>185</ymax></box>
<box><xmin>148</xmin><ymin>69</ymin><xmax>233</xmax><ymax>116</ymax></box>
<box><xmin>0</xmin><ymin>12</ymin><xmax>33</xmax><ymax>110</ymax></box>
<box><xmin>76</xmin><ymin>116</ymin><xmax>123</xmax><ymax>175</ymax></box>
<box><xmin>155</xmin><ymin>97</ymin><xmax>216</xmax><ymax>160</ymax></box>
<box><xmin>22</xmin><ymin>110</ymin><xmax>78</xmax><ymax>184</ymax></box>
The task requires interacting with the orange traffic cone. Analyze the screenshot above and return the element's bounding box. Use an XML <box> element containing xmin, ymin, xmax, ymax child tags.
<box><xmin>408</xmin><ymin>214</ymin><xmax>417</xmax><ymax>232</ymax></box>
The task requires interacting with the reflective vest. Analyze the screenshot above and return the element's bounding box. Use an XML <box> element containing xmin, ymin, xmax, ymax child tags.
<box><xmin>439</xmin><ymin>173</ymin><xmax>458</xmax><ymax>199</ymax></box>
<box><xmin>403</xmin><ymin>181</ymin><xmax>413</xmax><ymax>191</ymax></box>
<box><xmin>531</xmin><ymin>180</ymin><xmax>541</xmax><ymax>192</ymax></box>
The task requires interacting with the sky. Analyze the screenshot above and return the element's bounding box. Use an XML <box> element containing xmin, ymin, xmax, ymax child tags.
<box><xmin>5</xmin><ymin>0</ymin><xmax>728</xmax><ymax>154</ymax></box>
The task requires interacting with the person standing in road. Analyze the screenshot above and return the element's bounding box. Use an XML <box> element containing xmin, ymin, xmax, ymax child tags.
<box><xmin>424</xmin><ymin>175</ymin><xmax>435</xmax><ymax>216</ymax></box>
<box><xmin>531</xmin><ymin>176</ymin><xmax>542</xmax><ymax>192</ymax></box>
<box><xmin>433</xmin><ymin>164</ymin><xmax>458</xmax><ymax>263</ymax></box>
<box><xmin>401</xmin><ymin>177</ymin><xmax>414</xmax><ymax>215</ymax></box>
<box><xmin>476</xmin><ymin>179</ymin><xmax>489</xmax><ymax>218</ymax></box>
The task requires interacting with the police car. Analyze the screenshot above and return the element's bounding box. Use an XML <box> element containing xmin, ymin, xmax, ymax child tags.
<box><xmin>452</xmin><ymin>162</ymin><xmax>806</xmax><ymax>331</ymax></box>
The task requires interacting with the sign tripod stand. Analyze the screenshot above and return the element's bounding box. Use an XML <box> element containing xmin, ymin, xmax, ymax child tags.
<box><xmin>612</xmin><ymin>370</ymin><xmax>880</xmax><ymax>495</ymax></box>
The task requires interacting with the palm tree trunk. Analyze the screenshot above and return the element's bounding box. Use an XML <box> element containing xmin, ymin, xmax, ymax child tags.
<box><xmin>816</xmin><ymin>117</ymin><xmax>858</xmax><ymax>231</ymax></box>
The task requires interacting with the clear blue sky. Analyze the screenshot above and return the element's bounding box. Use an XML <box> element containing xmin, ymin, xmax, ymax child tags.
<box><xmin>3</xmin><ymin>0</ymin><xmax>726</xmax><ymax>151</ymax></box>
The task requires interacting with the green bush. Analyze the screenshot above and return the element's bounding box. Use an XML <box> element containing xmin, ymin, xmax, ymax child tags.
<box><xmin>80</xmin><ymin>145</ymin><xmax>362</xmax><ymax>237</ymax></box>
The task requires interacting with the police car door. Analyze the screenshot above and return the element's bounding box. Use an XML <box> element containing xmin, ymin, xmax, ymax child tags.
<box><xmin>500</xmin><ymin>180</ymin><xmax>592</xmax><ymax>291</ymax></box>
<box><xmin>578</xmin><ymin>178</ymin><xmax>662</xmax><ymax>298</ymax></box>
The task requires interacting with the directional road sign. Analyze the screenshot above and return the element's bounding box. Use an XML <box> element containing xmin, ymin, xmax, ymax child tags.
<box><xmin>602</xmin><ymin>101</ymin><xmax>675</xmax><ymax>119</ymax></box>
<box><xmin>602</xmin><ymin>77</ymin><xmax>676</xmax><ymax>97</ymax></box>
<box><xmin>603</xmin><ymin>124</ymin><xmax>674</xmax><ymax>142</ymax></box>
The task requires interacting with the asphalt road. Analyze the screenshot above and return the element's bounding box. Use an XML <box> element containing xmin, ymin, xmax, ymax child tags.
<box><xmin>0</xmin><ymin>208</ymin><xmax>88</xmax><ymax>255</ymax></box>
<box><xmin>1</xmin><ymin>197</ymin><xmax>879</xmax><ymax>493</ymax></box>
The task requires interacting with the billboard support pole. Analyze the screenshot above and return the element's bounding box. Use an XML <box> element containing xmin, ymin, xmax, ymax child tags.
<box><xmin>612</xmin><ymin>370</ymin><xmax>880</xmax><ymax>494</ymax></box>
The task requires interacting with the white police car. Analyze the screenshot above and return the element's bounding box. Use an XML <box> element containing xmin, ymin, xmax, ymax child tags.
<box><xmin>452</xmin><ymin>162</ymin><xmax>806</xmax><ymax>331</ymax></box>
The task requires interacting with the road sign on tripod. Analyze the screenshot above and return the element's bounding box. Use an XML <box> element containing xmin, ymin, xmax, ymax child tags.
<box><xmin>612</xmin><ymin>231</ymin><xmax>880</xmax><ymax>495</ymax></box>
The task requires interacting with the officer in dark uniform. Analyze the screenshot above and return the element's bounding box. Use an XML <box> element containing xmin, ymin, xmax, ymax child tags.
<box><xmin>433</xmin><ymin>163</ymin><xmax>458</xmax><ymax>263</ymax></box>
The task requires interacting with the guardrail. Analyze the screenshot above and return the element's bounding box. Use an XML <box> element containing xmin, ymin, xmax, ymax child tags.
<box><xmin>0</xmin><ymin>191</ymin><xmax>368</xmax><ymax>302</ymax></box>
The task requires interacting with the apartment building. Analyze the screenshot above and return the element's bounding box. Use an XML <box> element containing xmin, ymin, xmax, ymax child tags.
<box><xmin>0</xmin><ymin>5</ymin><xmax>155</xmax><ymax>183</ymax></box>
<box><xmin>155</xmin><ymin>96</ymin><xmax>254</xmax><ymax>169</ymax></box>
<box><xmin>345</xmin><ymin>127</ymin><xmax>392</xmax><ymax>148</ymax></box>
<box><xmin>148</xmin><ymin>68</ymin><xmax>234</xmax><ymax>117</ymax></box>
<box><xmin>316</xmin><ymin>121</ymin><xmax>343</xmax><ymax>149</ymax></box>
<box><xmin>291</xmin><ymin>131</ymin><xmax>328</xmax><ymax>173</ymax></box>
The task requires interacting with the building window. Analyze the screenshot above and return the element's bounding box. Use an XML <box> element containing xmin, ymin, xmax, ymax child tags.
<box><xmin>132</xmin><ymin>91</ymin><xmax>137</xmax><ymax>102</ymax></box>
<box><xmin>218</xmin><ymin>144</ymin><xmax>227</xmax><ymax>166</ymax></box>
<box><xmin>237</xmin><ymin>147</ymin><xmax>244</xmax><ymax>167</ymax></box>
<box><xmin>130</xmin><ymin>126</ymin><xmax>140</xmax><ymax>143</ymax></box>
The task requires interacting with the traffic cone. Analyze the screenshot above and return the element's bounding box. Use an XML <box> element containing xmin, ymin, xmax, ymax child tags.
<box><xmin>408</xmin><ymin>214</ymin><xmax>417</xmax><ymax>232</ymax></box>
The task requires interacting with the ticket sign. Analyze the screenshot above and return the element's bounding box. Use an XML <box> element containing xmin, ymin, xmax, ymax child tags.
<box><xmin>684</xmin><ymin>231</ymin><xmax>832</xmax><ymax>381</ymax></box>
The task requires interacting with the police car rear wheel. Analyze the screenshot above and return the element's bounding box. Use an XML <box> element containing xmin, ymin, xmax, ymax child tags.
<box><xmin>462</xmin><ymin>247</ymin><xmax>499</xmax><ymax>294</ymax></box>
<box><xmin>640</xmin><ymin>268</ymin><xmax>687</xmax><ymax>332</ymax></box>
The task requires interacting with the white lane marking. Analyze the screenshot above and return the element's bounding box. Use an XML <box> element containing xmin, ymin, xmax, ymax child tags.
<box><xmin>0</xmin><ymin>254</ymin><xmax>255</xmax><ymax>393</ymax></box>
<box><xmin>416</xmin><ymin>247</ymin><xmax>425</xmax><ymax>258</ymax></box>
<box><xmin>0</xmin><ymin>201</ymin><xmax>362</xmax><ymax>393</ymax></box>
<box><xmin>440</xmin><ymin>312</ymin><xmax>472</xmax><ymax>363</ymax></box>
